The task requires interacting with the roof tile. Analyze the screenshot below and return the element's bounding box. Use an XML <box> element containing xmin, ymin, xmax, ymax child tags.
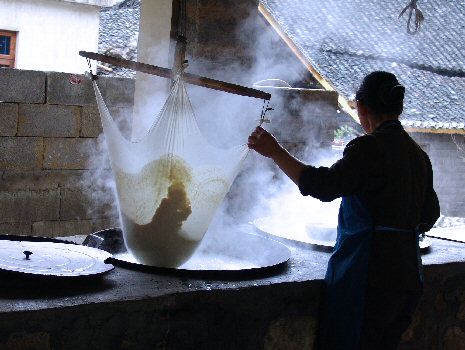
<box><xmin>261</xmin><ymin>0</ymin><xmax>465</xmax><ymax>131</ymax></box>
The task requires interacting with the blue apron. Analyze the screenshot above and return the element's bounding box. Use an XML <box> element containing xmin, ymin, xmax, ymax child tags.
<box><xmin>317</xmin><ymin>194</ymin><xmax>373</xmax><ymax>350</ymax></box>
<box><xmin>317</xmin><ymin>195</ymin><xmax>423</xmax><ymax>350</ymax></box>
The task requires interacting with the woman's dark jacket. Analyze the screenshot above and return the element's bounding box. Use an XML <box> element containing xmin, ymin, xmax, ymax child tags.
<box><xmin>298</xmin><ymin>119</ymin><xmax>440</xmax><ymax>349</ymax></box>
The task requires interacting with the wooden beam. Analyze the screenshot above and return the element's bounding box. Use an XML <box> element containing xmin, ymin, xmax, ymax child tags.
<box><xmin>406</xmin><ymin>127</ymin><xmax>465</xmax><ymax>135</ymax></box>
<box><xmin>169</xmin><ymin>0</ymin><xmax>187</xmax><ymax>72</ymax></box>
<box><xmin>80</xmin><ymin>51</ymin><xmax>271</xmax><ymax>100</ymax></box>
<box><xmin>173</xmin><ymin>35</ymin><xmax>187</xmax><ymax>74</ymax></box>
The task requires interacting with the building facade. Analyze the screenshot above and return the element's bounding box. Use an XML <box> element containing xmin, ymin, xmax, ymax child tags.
<box><xmin>0</xmin><ymin>0</ymin><xmax>116</xmax><ymax>73</ymax></box>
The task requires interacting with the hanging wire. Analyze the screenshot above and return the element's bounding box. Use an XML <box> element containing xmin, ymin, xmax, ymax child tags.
<box><xmin>258</xmin><ymin>99</ymin><xmax>272</xmax><ymax>126</ymax></box>
<box><xmin>85</xmin><ymin>58</ymin><xmax>98</xmax><ymax>81</ymax></box>
<box><xmin>398</xmin><ymin>0</ymin><xmax>424</xmax><ymax>35</ymax></box>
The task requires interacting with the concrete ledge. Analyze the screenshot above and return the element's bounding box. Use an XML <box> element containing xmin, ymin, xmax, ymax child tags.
<box><xmin>0</xmin><ymin>283</ymin><xmax>321</xmax><ymax>350</ymax></box>
<box><xmin>0</xmin><ymin>239</ymin><xmax>324</xmax><ymax>350</ymax></box>
<box><xmin>47</xmin><ymin>72</ymin><xmax>96</xmax><ymax>106</ymax></box>
<box><xmin>0</xmin><ymin>237</ymin><xmax>464</xmax><ymax>349</ymax></box>
<box><xmin>0</xmin><ymin>69</ymin><xmax>46</xmax><ymax>104</ymax></box>
<box><xmin>46</xmin><ymin>73</ymin><xmax>135</xmax><ymax>108</ymax></box>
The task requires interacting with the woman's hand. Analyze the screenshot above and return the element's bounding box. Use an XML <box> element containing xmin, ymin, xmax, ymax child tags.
<box><xmin>248</xmin><ymin>126</ymin><xmax>282</xmax><ymax>159</ymax></box>
<box><xmin>248</xmin><ymin>126</ymin><xmax>306</xmax><ymax>185</ymax></box>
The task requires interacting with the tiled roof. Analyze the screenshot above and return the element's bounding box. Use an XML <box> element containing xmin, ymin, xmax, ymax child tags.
<box><xmin>98</xmin><ymin>0</ymin><xmax>140</xmax><ymax>77</ymax></box>
<box><xmin>260</xmin><ymin>0</ymin><xmax>465</xmax><ymax>131</ymax></box>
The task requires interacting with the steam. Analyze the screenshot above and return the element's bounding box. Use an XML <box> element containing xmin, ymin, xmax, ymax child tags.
<box><xmin>80</xmin><ymin>4</ymin><xmax>349</xmax><ymax>258</ymax></box>
<box><xmin>79</xmin><ymin>133</ymin><xmax>118</xmax><ymax>223</ymax></box>
<box><xmin>183</xmin><ymin>14</ymin><xmax>344</xmax><ymax>244</ymax></box>
<box><xmin>83</xmin><ymin>0</ymin><xmax>464</xmax><ymax>262</ymax></box>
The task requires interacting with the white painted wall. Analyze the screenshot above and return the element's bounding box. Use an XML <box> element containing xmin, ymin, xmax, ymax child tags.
<box><xmin>0</xmin><ymin>0</ymin><xmax>102</xmax><ymax>73</ymax></box>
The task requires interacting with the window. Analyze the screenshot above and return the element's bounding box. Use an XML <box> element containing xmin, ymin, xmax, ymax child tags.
<box><xmin>0</xmin><ymin>30</ymin><xmax>17</xmax><ymax>68</ymax></box>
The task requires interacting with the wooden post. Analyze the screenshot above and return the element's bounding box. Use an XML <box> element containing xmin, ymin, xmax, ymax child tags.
<box><xmin>173</xmin><ymin>34</ymin><xmax>187</xmax><ymax>76</ymax></box>
<box><xmin>169</xmin><ymin>0</ymin><xmax>187</xmax><ymax>74</ymax></box>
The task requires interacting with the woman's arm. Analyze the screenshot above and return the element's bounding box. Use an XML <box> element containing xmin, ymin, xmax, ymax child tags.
<box><xmin>249</xmin><ymin>126</ymin><xmax>378</xmax><ymax>202</ymax></box>
<box><xmin>248</xmin><ymin>126</ymin><xmax>306</xmax><ymax>185</ymax></box>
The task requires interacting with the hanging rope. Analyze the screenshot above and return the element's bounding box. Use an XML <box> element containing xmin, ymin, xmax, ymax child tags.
<box><xmin>258</xmin><ymin>99</ymin><xmax>272</xmax><ymax>126</ymax></box>
<box><xmin>398</xmin><ymin>0</ymin><xmax>424</xmax><ymax>35</ymax></box>
<box><xmin>72</xmin><ymin>58</ymin><xmax>99</xmax><ymax>85</ymax></box>
<box><xmin>85</xmin><ymin>58</ymin><xmax>99</xmax><ymax>81</ymax></box>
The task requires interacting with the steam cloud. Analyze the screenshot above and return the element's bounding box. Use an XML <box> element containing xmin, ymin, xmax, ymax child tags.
<box><xmin>81</xmin><ymin>5</ymin><xmax>353</xmax><ymax>260</ymax></box>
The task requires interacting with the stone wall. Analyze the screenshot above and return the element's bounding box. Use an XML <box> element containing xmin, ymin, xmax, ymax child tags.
<box><xmin>412</xmin><ymin>132</ymin><xmax>465</xmax><ymax>217</ymax></box>
<box><xmin>0</xmin><ymin>68</ymin><xmax>135</xmax><ymax>236</ymax></box>
<box><xmin>184</xmin><ymin>0</ymin><xmax>319</xmax><ymax>88</ymax></box>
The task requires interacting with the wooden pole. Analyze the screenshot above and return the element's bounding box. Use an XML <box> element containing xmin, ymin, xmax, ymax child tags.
<box><xmin>169</xmin><ymin>0</ymin><xmax>186</xmax><ymax>73</ymax></box>
<box><xmin>173</xmin><ymin>35</ymin><xmax>187</xmax><ymax>75</ymax></box>
<box><xmin>79</xmin><ymin>51</ymin><xmax>271</xmax><ymax>100</ymax></box>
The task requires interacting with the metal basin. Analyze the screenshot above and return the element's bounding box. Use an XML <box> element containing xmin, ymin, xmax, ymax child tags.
<box><xmin>253</xmin><ymin>216</ymin><xmax>336</xmax><ymax>248</ymax></box>
<box><xmin>84</xmin><ymin>228</ymin><xmax>291</xmax><ymax>275</ymax></box>
<box><xmin>253</xmin><ymin>216</ymin><xmax>432</xmax><ymax>251</ymax></box>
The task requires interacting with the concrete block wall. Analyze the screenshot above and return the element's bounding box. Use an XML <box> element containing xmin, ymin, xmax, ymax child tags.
<box><xmin>0</xmin><ymin>68</ymin><xmax>135</xmax><ymax>237</ymax></box>
<box><xmin>412</xmin><ymin>132</ymin><xmax>465</xmax><ymax>217</ymax></box>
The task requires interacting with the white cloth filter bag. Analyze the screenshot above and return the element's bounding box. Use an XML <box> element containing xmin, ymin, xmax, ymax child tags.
<box><xmin>93</xmin><ymin>76</ymin><xmax>248</xmax><ymax>267</ymax></box>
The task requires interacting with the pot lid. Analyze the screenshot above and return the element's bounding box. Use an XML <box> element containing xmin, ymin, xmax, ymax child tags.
<box><xmin>0</xmin><ymin>240</ymin><xmax>114</xmax><ymax>277</ymax></box>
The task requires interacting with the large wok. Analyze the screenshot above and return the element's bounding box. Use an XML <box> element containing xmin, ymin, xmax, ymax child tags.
<box><xmin>253</xmin><ymin>216</ymin><xmax>432</xmax><ymax>251</ymax></box>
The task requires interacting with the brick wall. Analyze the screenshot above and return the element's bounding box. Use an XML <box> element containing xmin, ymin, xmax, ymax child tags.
<box><xmin>0</xmin><ymin>68</ymin><xmax>135</xmax><ymax>237</ymax></box>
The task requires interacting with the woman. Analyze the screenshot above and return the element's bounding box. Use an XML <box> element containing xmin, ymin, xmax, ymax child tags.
<box><xmin>248</xmin><ymin>71</ymin><xmax>440</xmax><ymax>350</ymax></box>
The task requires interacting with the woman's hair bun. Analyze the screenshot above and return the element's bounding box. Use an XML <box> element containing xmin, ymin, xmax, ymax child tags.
<box><xmin>389</xmin><ymin>84</ymin><xmax>405</xmax><ymax>105</ymax></box>
<box><xmin>357</xmin><ymin>71</ymin><xmax>405</xmax><ymax>116</ymax></box>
